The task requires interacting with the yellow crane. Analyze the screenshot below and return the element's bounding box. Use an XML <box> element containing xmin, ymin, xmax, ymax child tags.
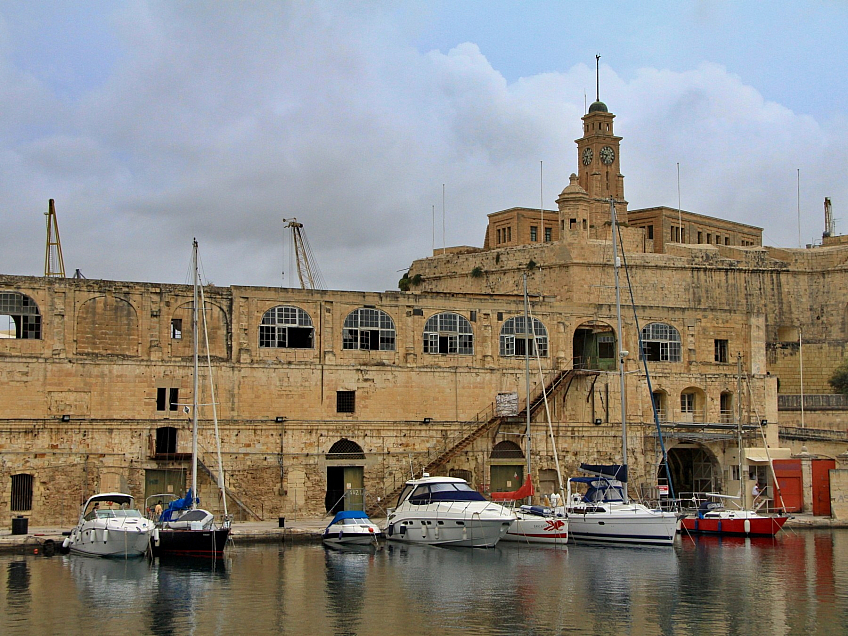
<box><xmin>283</xmin><ymin>218</ymin><xmax>325</xmax><ymax>290</ymax></box>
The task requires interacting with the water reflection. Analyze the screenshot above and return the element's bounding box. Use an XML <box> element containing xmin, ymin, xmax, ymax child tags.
<box><xmin>0</xmin><ymin>531</ymin><xmax>846</xmax><ymax>635</ymax></box>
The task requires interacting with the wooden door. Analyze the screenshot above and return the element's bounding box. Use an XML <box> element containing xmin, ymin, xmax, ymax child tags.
<box><xmin>812</xmin><ymin>459</ymin><xmax>836</xmax><ymax>516</ymax></box>
<box><xmin>772</xmin><ymin>460</ymin><xmax>803</xmax><ymax>512</ymax></box>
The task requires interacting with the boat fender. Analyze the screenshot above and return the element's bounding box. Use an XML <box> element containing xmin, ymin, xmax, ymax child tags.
<box><xmin>103</xmin><ymin>528</ymin><xmax>109</xmax><ymax>544</ymax></box>
<box><xmin>387</xmin><ymin>524</ymin><xmax>393</xmax><ymax>537</ymax></box>
<box><xmin>153</xmin><ymin>528</ymin><xmax>160</xmax><ymax>546</ymax></box>
<box><xmin>744</xmin><ymin>519</ymin><xmax>751</xmax><ymax>535</ymax></box>
<box><xmin>339</xmin><ymin>530</ymin><xmax>344</xmax><ymax>541</ymax></box>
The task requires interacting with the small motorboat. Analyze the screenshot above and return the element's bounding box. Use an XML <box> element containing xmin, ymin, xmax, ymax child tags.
<box><xmin>62</xmin><ymin>493</ymin><xmax>154</xmax><ymax>558</ymax></box>
<box><xmin>323</xmin><ymin>510</ymin><xmax>381</xmax><ymax>546</ymax></box>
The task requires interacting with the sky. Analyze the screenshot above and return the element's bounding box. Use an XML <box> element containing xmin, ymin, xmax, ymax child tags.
<box><xmin>1</xmin><ymin>1</ymin><xmax>847</xmax><ymax>292</ymax></box>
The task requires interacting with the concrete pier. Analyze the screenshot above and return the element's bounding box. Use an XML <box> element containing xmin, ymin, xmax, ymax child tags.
<box><xmin>0</xmin><ymin>514</ymin><xmax>844</xmax><ymax>555</ymax></box>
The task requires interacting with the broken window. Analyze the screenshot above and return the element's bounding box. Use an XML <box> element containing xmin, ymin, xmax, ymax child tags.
<box><xmin>336</xmin><ymin>391</ymin><xmax>355</xmax><ymax>413</ymax></box>
<box><xmin>640</xmin><ymin>322</ymin><xmax>682</xmax><ymax>362</ymax></box>
<box><xmin>597</xmin><ymin>335</ymin><xmax>615</xmax><ymax>359</ymax></box>
<box><xmin>499</xmin><ymin>316</ymin><xmax>548</xmax><ymax>357</ymax></box>
<box><xmin>0</xmin><ymin>292</ymin><xmax>41</xmax><ymax>339</ymax></box>
<box><xmin>342</xmin><ymin>308</ymin><xmax>395</xmax><ymax>351</ymax></box>
<box><xmin>259</xmin><ymin>305</ymin><xmax>314</xmax><ymax>349</ymax></box>
<box><xmin>170</xmin><ymin>318</ymin><xmax>182</xmax><ymax>339</ymax></box>
<box><xmin>11</xmin><ymin>474</ymin><xmax>33</xmax><ymax>511</ymax></box>
<box><xmin>423</xmin><ymin>312</ymin><xmax>473</xmax><ymax>355</ymax></box>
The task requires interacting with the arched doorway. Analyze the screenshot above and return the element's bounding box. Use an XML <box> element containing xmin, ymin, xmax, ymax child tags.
<box><xmin>659</xmin><ymin>445</ymin><xmax>720</xmax><ymax>499</ymax></box>
<box><xmin>573</xmin><ymin>321</ymin><xmax>616</xmax><ymax>371</ymax></box>
<box><xmin>325</xmin><ymin>439</ymin><xmax>366</xmax><ymax>513</ymax></box>
<box><xmin>490</xmin><ymin>440</ymin><xmax>524</xmax><ymax>493</ymax></box>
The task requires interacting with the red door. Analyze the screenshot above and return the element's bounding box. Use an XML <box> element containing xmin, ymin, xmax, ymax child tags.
<box><xmin>811</xmin><ymin>459</ymin><xmax>836</xmax><ymax>516</ymax></box>
<box><xmin>772</xmin><ymin>459</ymin><xmax>803</xmax><ymax>512</ymax></box>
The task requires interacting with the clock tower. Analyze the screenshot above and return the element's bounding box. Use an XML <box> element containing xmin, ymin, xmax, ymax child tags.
<box><xmin>576</xmin><ymin>99</ymin><xmax>627</xmax><ymax>221</ymax></box>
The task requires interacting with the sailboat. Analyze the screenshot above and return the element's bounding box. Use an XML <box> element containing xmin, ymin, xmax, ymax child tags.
<box><xmin>564</xmin><ymin>199</ymin><xmax>678</xmax><ymax>546</ymax></box>
<box><xmin>150</xmin><ymin>239</ymin><xmax>231</xmax><ymax>558</ymax></box>
<box><xmin>680</xmin><ymin>354</ymin><xmax>789</xmax><ymax>537</ymax></box>
<box><xmin>495</xmin><ymin>274</ymin><xmax>569</xmax><ymax>545</ymax></box>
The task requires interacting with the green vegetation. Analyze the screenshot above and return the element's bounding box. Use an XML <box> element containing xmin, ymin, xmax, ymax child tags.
<box><xmin>526</xmin><ymin>259</ymin><xmax>537</xmax><ymax>270</ymax></box>
<box><xmin>471</xmin><ymin>266</ymin><xmax>483</xmax><ymax>278</ymax></box>
<box><xmin>398</xmin><ymin>273</ymin><xmax>410</xmax><ymax>292</ymax></box>
<box><xmin>411</xmin><ymin>273</ymin><xmax>423</xmax><ymax>286</ymax></box>
<box><xmin>829</xmin><ymin>359</ymin><xmax>848</xmax><ymax>395</ymax></box>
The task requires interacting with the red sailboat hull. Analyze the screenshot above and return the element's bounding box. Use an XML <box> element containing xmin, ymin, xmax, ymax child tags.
<box><xmin>681</xmin><ymin>515</ymin><xmax>788</xmax><ymax>537</ymax></box>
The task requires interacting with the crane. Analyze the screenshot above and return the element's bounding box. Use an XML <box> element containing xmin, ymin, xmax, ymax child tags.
<box><xmin>44</xmin><ymin>199</ymin><xmax>66</xmax><ymax>278</ymax></box>
<box><xmin>283</xmin><ymin>218</ymin><xmax>325</xmax><ymax>290</ymax></box>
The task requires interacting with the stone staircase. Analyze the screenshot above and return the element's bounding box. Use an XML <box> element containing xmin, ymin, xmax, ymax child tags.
<box><xmin>366</xmin><ymin>368</ymin><xmax>579</xmax><ymax>516</ymax></box>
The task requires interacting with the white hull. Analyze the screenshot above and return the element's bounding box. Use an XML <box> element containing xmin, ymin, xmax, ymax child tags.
<box><xmin>323</xmin><ymin>533</ymin><xmax>380</xmax><ymax>546</ymax></box>
<box><xmin>501</xmin><ymin>513</ymin><xmax>569</xmax><ymax>544</ymax></box>
<box><xmin>65</xmin><ymin>524</ymin><xmax>152</xmax><ymax>557</ymax></box>
<box><xmin>63</xmin><ymin>492</ymin><xmax>154</xmax><ymax>558</ymax></box>
<box><xmin>386</xmin><ymin>503</ymin><xmax>514</xmax><ymax>547</ymax></box>
<box><xmin>566</xmin><ymin>503</ymin><xmax>677</xmax><ymax>546</ymax></box>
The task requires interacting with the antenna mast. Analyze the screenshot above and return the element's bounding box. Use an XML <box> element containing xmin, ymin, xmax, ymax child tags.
<box><xmin>282</xmin><ymin>218</ymin><xmax>325</xmax><ymax>290</ymax></box>
<box><xmin>595</xmin><ymin>54</ymin><xmax>601</xmax><ymax>102</ymax></box>
<box><xmin>44</xmin><ymin>199</ymin><xmax>66</xmax><ymax>278</ymax></box>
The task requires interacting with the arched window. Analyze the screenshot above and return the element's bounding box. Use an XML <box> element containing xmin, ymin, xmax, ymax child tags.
<box><xmin>423</xmin><ymin>312</ymin><xmax>473</xmax><ymax>355</ymax></box>
<box><xmin>342</xmin><ymin>308</ymin><xmax>395</xmax><ymax>351</ymax></box>
<box><xmin>491</xmin><ymin>440</ymin><xmax>525</xmax><ymax>459</ymax></box>
<box><xmin>326</xmin><ymin>438</ymin><xmax>366</xmax><ymax>460</ymax></box>
<box><xmin>499</xmin><ymin>316</ymin><xmax>547</xmax><ymax>357</ymax></box>
<box><xmin>640</xmin><ymin>322</ymin><xmax>681</xmax><ymax>362</ymax></box>
<box><xmin>0</xmin><ymin>292</ymin><xmax>41</xmax><ymax>339</ymax></box>
<box><xmin>259</xmin><ymin>306</ymin><xmax>314</xmax><ymax>348</ymax></box>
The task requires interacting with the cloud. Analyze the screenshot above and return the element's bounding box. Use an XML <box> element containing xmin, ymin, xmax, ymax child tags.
<box><xmin>0</xmin><ymin>4</ymin><xmax>844</xmax><ymax>292</ymax></box>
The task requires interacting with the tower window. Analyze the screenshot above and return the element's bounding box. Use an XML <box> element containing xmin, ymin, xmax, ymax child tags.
<box><xmin>715</xmin><ymin>339</ymin><xmax>729</xmax><ymax>363</ymax></box>
<box><xmin>170</xmin><ymin>319</ymin><xmax>182</xmax><ymax>339</ymax></box>
<box><xmin>646</xmin><ymin>225</ymin><xmax>654</xmax><ymax>239</ymax></box>
<box><xmin>545</xmin><ymin>228</ymin><xmax>552</xmax><ymax>242</ymax></box>
<box><xmin>530</xmin><ymin>226</ymin><xmax>537</xmax><ymax>242</ymax></box>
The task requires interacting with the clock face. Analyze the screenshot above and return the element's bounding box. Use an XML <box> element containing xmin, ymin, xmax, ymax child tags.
<box><xmin>600</xmin><ymin>146</ymin><xmax>615</xmax><ymax>165</ymax></box>
<box><xmin>581</xmin><ymin>147</ymin><xmax>593</xmax><ymax>165</ymax></box>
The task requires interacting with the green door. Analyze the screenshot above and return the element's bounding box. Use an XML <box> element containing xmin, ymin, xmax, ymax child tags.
<box><xmin>144</xmin><ymin>469</ymin><xmax>186</xmax><ymax>507</ymax></box>
<box><xmin>343</xmin><ymin>466</ymin><xmax>365</xmax><ymax>511</ymax></box>
<box><xmin>490</xmin><ymin>465</ymin><xmax>523</xmax><ymax>494</ymax></box>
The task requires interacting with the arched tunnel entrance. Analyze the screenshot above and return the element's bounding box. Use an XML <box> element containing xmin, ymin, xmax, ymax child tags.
<box><xmin>658</xmin><ymin>445</ymin><xmax>721</xmax><ymax>500</ymax></box>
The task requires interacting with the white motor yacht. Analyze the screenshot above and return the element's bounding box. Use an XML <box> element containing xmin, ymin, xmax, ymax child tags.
<box><xmin>62</xmin><ymin>493</ymin><xmax>154</xmax><ymax>557</ymax></box>
<box><xmin>565</xmin><ymin>472</ymin><xmax>677</xmax><ymax>546</ymax></box>
<box><xmin>385</xmin><ymin>476</ymin><xmax>515</xmax><ymax>547</ymax></box>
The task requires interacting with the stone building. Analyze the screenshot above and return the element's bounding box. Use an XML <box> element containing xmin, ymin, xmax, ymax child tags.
<box><xmin>2</xmin><ymin>97</ymin><xmax>847</xmax><ymax>526</ymax></box>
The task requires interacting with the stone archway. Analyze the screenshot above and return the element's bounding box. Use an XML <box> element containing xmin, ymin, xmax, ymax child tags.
<box><xmin>325</xmin><ymin>439</ymin><xmax>366</xmax><ymax>513</ymax></box>
<box><xmin>572</xmin><ymin>321</ymin><xmax>616</xmax><ymax>371</ymax></box>
<box><xmin>659</xmin><ymin>444</ymin><xmax>721</xmax><ymax>500</ymax></box>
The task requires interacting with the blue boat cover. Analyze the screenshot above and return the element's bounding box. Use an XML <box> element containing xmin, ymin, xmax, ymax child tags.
<box><xmin>579</xmin><ymin>463</ymin><xmax>628</xmax><ymax>483</ymax></box>
<box><xmin>570</xmin><ymin>476</ymin><xmax>626</xmax><ymax>503</ymax></box>
<box><xmin>328</xmin><ymin>510</ymin><xmax>371</xmax><ymax>525</ymax></box>
<box><xmin>160</xmin><ymin>488</ymin><xmax>198</xmax><ymax>522</ymax></box>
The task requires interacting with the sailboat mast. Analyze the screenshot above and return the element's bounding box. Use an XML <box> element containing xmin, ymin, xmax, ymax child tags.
<box><xmin>737</xmin><ymin>352</ymin><xmax>744</xmax><ymax>501</ymax></box>
<box><xmin>191</xmin><ymin>239</ymin><xmax>199</xmax><ymax>509</ymax></box>
<box><xmin>610</xmin><ymin>198</ymin><xmax>628</xmax><ymax>500</ymax></box>
<box><xmin>523</xmin><ymin>273</ymin><xmax>532</xmax><ymax>502</ymax></box>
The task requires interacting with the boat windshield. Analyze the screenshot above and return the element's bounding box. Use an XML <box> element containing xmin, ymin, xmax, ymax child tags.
<box><xmin>88</xmin><ymin>509</ymin><xmax>143</xmax><ymax>520</ymax></box>
<box><xmin>407</xmin><ymin>482</ymin><xmax>486</xmax><ymax>504</ymax></box>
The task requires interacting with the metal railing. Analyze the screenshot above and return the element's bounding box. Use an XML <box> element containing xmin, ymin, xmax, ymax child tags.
<box><xmin>778</xmin><ymin>394</ymin><xmax>848</xmax><ymax>410</ymax></box>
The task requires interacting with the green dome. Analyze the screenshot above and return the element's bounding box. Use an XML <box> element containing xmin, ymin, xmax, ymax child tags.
<box><xmin>588</xmin><ymin>100</ymin><xmax>608</xmax><ymax>113</ymax></box>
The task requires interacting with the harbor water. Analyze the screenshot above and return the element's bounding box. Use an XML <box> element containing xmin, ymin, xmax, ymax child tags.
<box><xmin>2</xmin><ymin>530</ymin><xmax>847</xmax><ymax>635</ymax></box>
